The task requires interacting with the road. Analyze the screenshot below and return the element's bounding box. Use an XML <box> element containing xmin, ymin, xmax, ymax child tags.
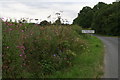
<box><xmin>96</xmin><ymin>35</ymin><xmax>118</xmax><ymax>78</ymax></box>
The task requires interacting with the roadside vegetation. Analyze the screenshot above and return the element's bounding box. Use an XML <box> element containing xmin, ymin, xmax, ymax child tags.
<box><xmin>1</xmin><ymin>1</ymin><xmax>109</xmax><ymax>78</ymax></box>
<box><xmin>47</xmin><ymin>35</ymin><xmax>104</xmax><ymax>78</ymax></box>
<box><xmin>2</xmin><ymin>19</ymin><xmax>104</xmax><ymax>78</ymax></box>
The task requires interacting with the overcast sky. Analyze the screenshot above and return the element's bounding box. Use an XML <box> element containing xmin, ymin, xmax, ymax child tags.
<box><xmin>0</xmin><ymin>0</ymin><xmax>116</xmax><ymax>24</ymax></box>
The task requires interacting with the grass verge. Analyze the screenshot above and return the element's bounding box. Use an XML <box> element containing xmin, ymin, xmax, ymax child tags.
<box><xmin>94</xmin><ymin>34</ymin><xmax>119</xmax><ymax>38</ymax></box>
<box><xmin>47</xmin><ymin>35</ymin><xmax>104</xmax><ymax>78</ymax></box>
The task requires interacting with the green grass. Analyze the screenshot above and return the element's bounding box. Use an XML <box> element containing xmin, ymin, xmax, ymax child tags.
<box><xmin>47</xmin><ymin>35</ymin><xmax>104</xmax><ymax>78</ymax></box>
<box><xmin>95</xmin><ymin>34</ymin><xmax>119</xmax><ymax>37</ymax></box>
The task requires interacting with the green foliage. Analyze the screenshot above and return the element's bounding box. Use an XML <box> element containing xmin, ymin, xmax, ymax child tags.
<box><xmin>73</xmin><ymin>1</ymin><xmax>120</xmax><ymax>36</ymax></box>
<box><xmin>53</xmin><ymin>17</ymin><xmax>62</xmax><ymax>25</ymax></box>
<box><xmin>92</xmin><ymin>2</ymin><xmax>120</xmax><ymax>36</ymax></box>
<box><xmin>47</xmin><ymin>36</ymin><xmax>104</xmax><ymax>78</ymax></box>
<box><xmin>2</xmin><ymin>21</ymin><xmax>86</xmax><ymax>78</ymax></box>
<box><xmin>93</xmin><ymin>2</ymin><xmax>107</xmax><ymax>12</ymax></box>
<box><xmin>73</xmin><ymin>6</ymin><xmax>94</xmax><ymax>28</ymax></box>
<box><xmin>40</xmin><ymin>20</ymin><xmax>50</xmax><ymax>26</ymax></box>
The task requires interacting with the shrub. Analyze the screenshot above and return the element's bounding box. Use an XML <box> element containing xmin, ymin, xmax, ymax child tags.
<box><xmin>2</xmin><ymin>22</ymin><xmax>86</xmax><ymax>78</ymax></box>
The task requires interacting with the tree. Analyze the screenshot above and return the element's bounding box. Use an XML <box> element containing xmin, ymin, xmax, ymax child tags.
<box><xmin>40</xmin><ymin>20</ymin><xmax>50</xmax><ymax>26</ymax></box>
<box><xmin>93</xmin><ymin>2</ymin><xmax>107</xmax><ymax>12</ymax></box>
<box><xmin>53</xmin><ymin>17</ymin><xmax>61</xmax><ymax>25</ymax></box>
<box><xmin>73</xmin><ymin>1</ymin><xmax>120</xmax><ymax>36</ymax></box>
<box><xmin>73</xmin><ymin>6</ymin><xmax>93</xmax><ymax>28</ymax></box>
<box><xmin>92</xmin><ymin>2</ymin><xmax>120</xmax><ymax>36</ymax></box>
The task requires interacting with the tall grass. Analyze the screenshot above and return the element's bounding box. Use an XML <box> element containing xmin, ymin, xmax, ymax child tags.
<box><xmin>48</xmin><ymin>36</ymin><xmax>104</xmax><ymax>78</ymax></box>
<box><xmin>2</xmin><ymin>21</ymin><xmax>87</xmax><ymax>78</ymax></box>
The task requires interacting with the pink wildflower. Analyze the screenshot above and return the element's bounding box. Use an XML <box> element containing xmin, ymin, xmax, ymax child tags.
<box><xmin>8</xmin><ymin>23</ymin><xmax>13</xmax><ymax>26</ymax></box>
<box><xmin>17</xmin><ymin>45</ymin><xmax>25</xmax><ymax>50</ymax></box>
<box><xmin>19</xmin><ymin>54</ymin><xmax>22</xmax><ymax>56</ymax></box>
<box><xmin>21</xmin><ymin>30</ymin><xmax>24</xmax><ymax>32</ymax></box>
<box><xmin>21</xmin><ymin>46</ymin><xmax>25</xmax><ymax>50</ymax></box>
<box><xmin>4</xmin><ymin>22</ymin><xmax>8</xmax><ymax>25</ymax></box>
<box><xmin>8</xmin><ymin>28</ymin><xmax>13</xmax><ymax>31</ymax></box>
<box><xmin>19</xmin><ymin>24</ymin><xmax>22</xmax><ymax>26</ymax></box>
<box><xmin>6</xmin><ymin>46</ymin><xmax>9</xmax><ymax>49</ymax></box>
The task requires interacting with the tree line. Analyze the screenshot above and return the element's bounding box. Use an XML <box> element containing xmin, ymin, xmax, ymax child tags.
<box><xmin>73</xmin><ymin>1</ymin><xmax>120</xmax><ymax>36</ymax></box>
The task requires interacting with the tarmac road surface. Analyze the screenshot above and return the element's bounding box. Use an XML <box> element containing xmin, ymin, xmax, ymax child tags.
<box><xmin>96</xmin><ymin>35</ymin><xmax>118</xmax><ymax>78</ymax></box>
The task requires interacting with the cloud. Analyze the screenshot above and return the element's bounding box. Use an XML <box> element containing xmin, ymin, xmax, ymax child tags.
<box><xmin>0</xmin><ymin>0</ymin><xmax>115</xmax><ymax>3</ymax></box>
<box><xmin>0</xmin><ymin>0</ymin><xmax>115</xmax><ymax>24</ymax></box>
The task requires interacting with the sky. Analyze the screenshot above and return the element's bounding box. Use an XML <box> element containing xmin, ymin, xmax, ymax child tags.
<box><xmin>0</xmin><ymin>0</ymin><xmax>116</xmax><ymax>24</ymax></box>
